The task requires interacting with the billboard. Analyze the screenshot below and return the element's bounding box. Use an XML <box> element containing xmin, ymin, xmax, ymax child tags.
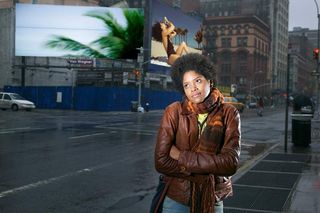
<box><xmin>15</xmin><ymin>3</ymin><xmax>144</xmax><ymax>60</ymax></box>
<box><xmin>151</xmin><ymin>0</ymin><xmax>203</xmax><ymax>67</ymax></box>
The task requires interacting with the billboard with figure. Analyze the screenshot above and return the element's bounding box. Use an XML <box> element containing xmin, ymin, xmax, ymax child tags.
<box><xmin>15</xmin><ymin>3</ymin><xmax>144</xmax><ymax>60</ymax></box>
<box><xmin>151</xmin><ymin>0</ymin><xmax>203</xmax><ymax>67</ymax></box>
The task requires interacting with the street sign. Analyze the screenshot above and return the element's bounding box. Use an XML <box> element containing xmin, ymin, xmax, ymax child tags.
<box><xmin>137</xmin><ymin>54</ymin><xmax>144</xmax><ymax>63</ymax></box>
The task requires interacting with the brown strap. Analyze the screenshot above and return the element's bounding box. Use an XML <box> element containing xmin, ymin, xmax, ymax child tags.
<box><xmin>154</xmin><ymin>178</ymin><xmax>172</xmax><ymax>213</ymax></box>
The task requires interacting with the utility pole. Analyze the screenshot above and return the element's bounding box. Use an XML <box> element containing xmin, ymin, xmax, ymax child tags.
<box><xmin>314</xmin><ymin>0</ymin><xmax>320</xmax><ymax>119</ymax></box>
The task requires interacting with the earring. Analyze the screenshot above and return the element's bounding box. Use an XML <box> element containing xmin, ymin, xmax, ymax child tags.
<box><xmin>210</xmin><ymin>80</ymin><xmax>214</xmax><ymax>88</ymax></box>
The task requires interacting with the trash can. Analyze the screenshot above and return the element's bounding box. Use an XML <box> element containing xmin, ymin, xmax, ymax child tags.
<box><xmin>131</xmin><ymin>101</ymin><xmax>138</xmax><ymax>112</ymax></box>
<box><xmin>291</xmin><ymin>113</ymin><xmax>313</xmax><ymax>147</ymax></box>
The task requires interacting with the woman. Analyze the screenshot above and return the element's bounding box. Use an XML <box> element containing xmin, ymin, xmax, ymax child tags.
<box><xmin>152</xmin><ymin>17</ymin><xmax>188</xmax><ymax>65</ymax></box>
<box><xmin>154</xmin><ymin>53</ymin><xmax>241</xmax><ymax>213</ymax></box>
<box><xmin>256</xmin><ymin>97</ymin><xmax>264</xmax><ymax>116</ymax></box>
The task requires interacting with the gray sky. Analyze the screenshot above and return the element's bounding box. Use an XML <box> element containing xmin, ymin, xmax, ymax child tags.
<box><xmin>289</xmin><ymin>0</ymin><xmax>319</xmax><ymax>30</ymax></box>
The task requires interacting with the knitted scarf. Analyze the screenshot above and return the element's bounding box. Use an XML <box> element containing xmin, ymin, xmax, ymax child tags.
<box><xmin>186</xmin><ymin>88</ymin><xmax>224</xmax><ymax>114</ymax></box>
<box><xmin>186</xmin><ymin>88</ymin><xmax>225</xmax><ymax>213</ymax></box>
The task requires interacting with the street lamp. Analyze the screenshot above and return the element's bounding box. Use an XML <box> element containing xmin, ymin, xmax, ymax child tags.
<box><xmin>314</xmin><ymin>0</ymin><xmax>320</xmax><ymax>119</ymax></box>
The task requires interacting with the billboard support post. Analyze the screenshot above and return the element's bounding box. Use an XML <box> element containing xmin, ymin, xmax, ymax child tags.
<box><xmin>21</xmin><ymin>56</ymin><xmax>26</xmax><ymax>87</ymax></box>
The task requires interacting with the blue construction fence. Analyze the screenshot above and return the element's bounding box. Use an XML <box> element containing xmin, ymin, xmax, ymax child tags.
<box><xmin>4</xmin><ymin>86</ymin><xmax>182</xmax><ymax>111</ymax></box>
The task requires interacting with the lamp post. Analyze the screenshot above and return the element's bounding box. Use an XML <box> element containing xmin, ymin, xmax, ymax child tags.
<box><xmin>249</xmin><ymin>80</ymin><xmax>253</xmax><ymax>104</ymax></box>
<box><xmin>284</xmin><ymin>53</ymin><xmax>290</xmax><ymax>152</ymax></box>
<box><xmin>314</xmin><ymin>0</ymin><xmax>320</xmax><ymax>119</ymax></box>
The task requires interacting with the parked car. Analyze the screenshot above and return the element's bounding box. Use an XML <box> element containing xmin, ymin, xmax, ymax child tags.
<box><xmin>0</xmin><ymin>92</ymin><xmax>36</xmax><ymax>111</ymax></box>
<box><xmin>293</xmin><ymin>94</ymin><xmax>314</xmax><ymax>115</ymax></box>
<box><xmin>301</xmin><ymin>105</ymin><xmax>315</xmax><ymax>114</ymax></box>
<box><xmin>224</xmin><ymin>96</ymin><xmax>245</xmax><ymax>113</ymax></box>
<box><xmin>247</xmin><ymin>101</ymin><xmax>257</xmax><ymax>109</ymax></box>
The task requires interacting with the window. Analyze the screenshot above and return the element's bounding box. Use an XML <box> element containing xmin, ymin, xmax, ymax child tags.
<box><xmin>239</xmin><ymin>64</ymin><xmax>247</xmax><ymax>74</ymax></box>
<box><xmin>4</xmin><ymin>94</ymin><xmax>11</xmax><ymax>100</ymax></box>
<box><xmin>244</xmin><ymin>25</ymin><xmax>249</xmax><ymax>33</ymax></box>
<box><xmin>221</xmin><ymin>38</ymin><xmax>231</xmax><ymax>48</ymax></box>
<box><xmin>220</xmin><ymin>76</ymin><xmax>230</xmax><ymax>86</ymax></box>
<box><xmin>237</xmin><ymin>37</ymin><xmax>248</xmax><ymax>47</ymax></box>
<box><xmin>220</xmin><ymin>26</ymin><xmax>226</xmax><ymax>35</ymax></box>
<box><xmin>238</xmin><ymin>51</ymin><xmax>248</xmax><ymax>61</ymax></box>
<box><xmin>221</xmin><ymin>63</ymin><xmax>231</xmax><ymax>74</ymax></box>
<box><xmin>221</xmin><ymin>52</ymin><xmax>232</xmax><ymax>61</ymax></box>
<box><xmin>236</xmin><ymin>25</ymin><xmax>241</xmax><ymax>34</ymax></box>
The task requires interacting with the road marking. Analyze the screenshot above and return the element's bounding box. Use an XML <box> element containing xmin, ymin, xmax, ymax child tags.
<box><xmin>95</xmin><ymin>124</ymin><xmax>156</xmax><ymax>135</ymax></box>
<box><xmin>4</xmin><ymin>127</ymin><xmax>31</xmax><ymax>130</ymax></box>
<box><xmin>0</xmin><ymin>146</ymin><xmax>153</xmax><ymax>199</ymax></box>
<box><xmin>105</xmin><ymin>126</ymin><xmax>157</xmax><ymax>134</ymax></box>
<box><xmin>0</xmin><ymin>131</ymin><xmax>14</xmax><ymax>134</ymax></box>
<box><xmin>95</xmin><ymin>122</ymin><xmax>135</xmax><ymax>128</ymax></box>
<box><xmin>0</xmin><ymin>127</ymin><xmax>31</xmax><ymax>134</ymax></box>
<box><xmin>68</xmin><ymin>128</ymin><xmax>155</xmax><ymax>140</ymax></box>
<box><xmin>107</xmin><ymin>130</ymin><xmax>153</xmax><ymax>136</ymax></box>
<box><xmin>69</xmin><ymin>132</ymin><xmax>105</xmax><ymax>139</ymax></box>
<box><xmin>0</xmin><ymin>127</ymin><xmax>46</xmax><ymax>135</ymax></box>
<box><xmin>241</xmin><ymin>143</ymin><xmax>255</xmax><ymax>147</ymax></box>
<box><xmin>0</xmin><ymin>167</ymin><xmax>96</xmax><ymax>198</ymax></box>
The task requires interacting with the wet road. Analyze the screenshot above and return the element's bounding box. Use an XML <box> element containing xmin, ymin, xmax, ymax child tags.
<box><xmin>0</xmin><ymin>107</ymin><xmax>286</xmax><ymax>212</ymax></box>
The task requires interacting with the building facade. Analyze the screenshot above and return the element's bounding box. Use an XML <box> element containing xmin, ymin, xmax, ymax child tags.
<box><xmin>289</xmin><ymin>27</ymin><xmax>318</xmax><ymax>48</ymax></box>
<box><xmin>199</xmin><ymin>0</ymin><xmax>289</xmax><ymax>99</ymax></box>
<box><xmin>288</xmin><ymin>32</ymin><xmax>316</xmax><ymax>96</ymax></box>
<box><xmin>203</xmin><ymin>15</ymin><xmax>270</xmax><ymax>101</ymax></box>
<box><xmin>269</xmin><ymin>0</ymin><xmax>289</xmax><ymax>93</ymax></box>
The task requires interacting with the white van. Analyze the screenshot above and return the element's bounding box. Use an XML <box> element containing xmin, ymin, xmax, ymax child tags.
<box><xmin>0</xmin><ymin>92</ymin><xmax>36</xmax><ymax>111</ymax></box>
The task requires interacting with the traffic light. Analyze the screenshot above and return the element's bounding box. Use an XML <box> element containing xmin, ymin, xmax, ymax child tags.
<box><xmin>133</xmin><ymin>69</ymin><xmax>140</xmax><ymax>80</ymax></box>
<box><xmin>313</xmin><ymin>48</ymin><xmax>319</xmax><ymax>60</ymax></box>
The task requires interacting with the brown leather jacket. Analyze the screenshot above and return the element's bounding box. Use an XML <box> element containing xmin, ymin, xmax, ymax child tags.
<box><xmin>154</xmin><ymin>100</ymin><xmax>241</xmax><ymax>205</ymax></box>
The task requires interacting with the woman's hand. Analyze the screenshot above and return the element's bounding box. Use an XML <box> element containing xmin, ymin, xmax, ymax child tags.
<box><xmin>163</xmin><ymin>17</ymin><xmax>174</xmax><ymax>29</ymax></box>
<box><xmin>170</xmin><ymin>145</ymin><xmax>180</xmax><ymax>160</ymax></box>
<box><xmin>164</xmin><ymin>16</ymin><xmax>169</xmax><ymax>24</ymax></box>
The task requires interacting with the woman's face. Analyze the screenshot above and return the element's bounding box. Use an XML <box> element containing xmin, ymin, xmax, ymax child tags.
<box><xmin>182</xmin><ymin>70</ymin><xmax>211</xmax><ymax>104</ymax></box>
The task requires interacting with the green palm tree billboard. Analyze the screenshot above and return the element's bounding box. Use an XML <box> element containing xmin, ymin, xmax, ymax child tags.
<box><xmin>45</xmin><ymin>8</ymin><xmax>144</xmax><ymax>60</ymax></box>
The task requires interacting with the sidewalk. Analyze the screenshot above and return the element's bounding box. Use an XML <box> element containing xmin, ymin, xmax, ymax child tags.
<box><xmin>224</xmin><ymin>118</ymin><xmax>320</xmax><ymax>213</ymax></box>
<box><xmin>285</xmin><ymin>118</ymin><xmax>320</xmax><ymax>213</ymax></box>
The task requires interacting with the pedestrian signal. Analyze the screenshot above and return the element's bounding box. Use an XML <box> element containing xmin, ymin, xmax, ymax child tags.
<box><xmin>313</xmin><ymin>48</ymin><xmax>319</xmax><ymax>60</ymax></box>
